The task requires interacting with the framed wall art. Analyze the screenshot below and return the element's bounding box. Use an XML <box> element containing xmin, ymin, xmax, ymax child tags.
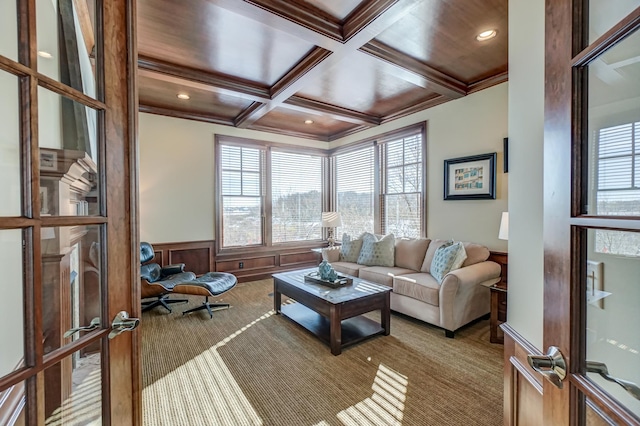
<box><xmin>444</xmin><ymin>152</ymin><xmax>496</xmax><ymax>200</ymax></box>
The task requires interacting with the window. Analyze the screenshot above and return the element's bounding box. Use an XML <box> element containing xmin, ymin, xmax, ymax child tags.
<box><xmin>336</xmin><ymin>146</ymin><xmax>375</xmax><ymax>237</ymax></box>
<box><xmin>220</xmin><ymin>144</ymin><xmax>264</xmax><ymax>247</ymax></box>
<box><xmin>380</xmin><ymin>132</ymin><xmax>423</xmax><ymax>238</ymax></box>
<box><xmin>217</xmin><ymin>138</ymin><xmax>325</xmax><ymax>249</ymax></box>
<box><xmin>594</xmin><ymin>122</ymin><xmax>640</xmax><ymax>255</ymax></box>
<box><xmin>333</xmin><ymin>124</ymin><xmax>425</xmax><ymax>238</ymax></box>
<box><xmin>271</xmin><ymin>150</ymin><xmax>323</xmax><ymax>243</ymax></box>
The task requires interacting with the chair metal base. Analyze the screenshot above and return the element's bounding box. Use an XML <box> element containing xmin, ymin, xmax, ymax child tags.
<box><xmin>142</xmin><ymin>294</ymin><xmax>189</xmax><ymax>313</ymax></box>
<box><xmin>182</xmin><ymin>296</ymin><xmax>230</xmax><ymax>319</ymax></box>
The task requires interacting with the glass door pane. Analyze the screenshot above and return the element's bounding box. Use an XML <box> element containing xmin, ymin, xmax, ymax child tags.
<box><xmin>586</xmin><ymin>29</ymin><xmax>640</xmax><ymax>217</ymax></box>
<box><xmin>0</xmin><ymin>0</ymin><xmax>18</xmax><ymax>61</ymax></box>
<box><xmin>0</xmin><ymin>70</ymin><xmax>21</xmax><ymax>217</ymax></box>
<box><xmin>0</xmin><ymin>229</ymin><xmax>25</xmax><ymax>378</ymax></box>
<box><xmin>44</xmin><ymin>342</ymin><xmax>102</xmax><ymax>425</ymax></box>
<box><xmin>38</xmin><ymin>87</ymin><xmax>100</xmax><ymax>217</ymax></box>
<box><xmin>42</xmin><ymin>225</ymin><xmax>102</xmax><ymax>355</ymax></box>
<box><xmin>585</xmin><ymin>229</ymin><xmax>640</xmax><ymax>417</ymax></box>
<box><xmin>589</xmin><ymin>1</ymin><xmax>640</xmax><ymax>43</ymax></box>
<box><xmin>36</xmin><ymin>0</ymin><xmax>99</xmax><ymax>99</ymax></box>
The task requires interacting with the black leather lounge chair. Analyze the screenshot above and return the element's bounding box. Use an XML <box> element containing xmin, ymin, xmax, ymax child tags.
<box><xmin>140</xmin><ymin>242</ymin><xmax>238</xmax><ymax>318</ymax></box>
<box><xmin>140</xmin><ymin>242</ymin><xmax>193</xmax><ymax>313</ymax></box>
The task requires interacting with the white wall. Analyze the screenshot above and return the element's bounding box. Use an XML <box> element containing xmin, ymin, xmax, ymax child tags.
<box><xmin>140</xmin><ymin>84</ymin><xmax>509</xmax><ymax>251</ymax></box>
<box><xmin>139</xmin><ymin>114</ymin><xmax>327</xmax><ymax>243</ymax></box>
<box><xmin>507</xmin><ymin>0</ymin><xmax>545</xmax><ymax>349</ymax></box>
<box><xmin>334</xmin><ymin>83</ymin><xmax>509</xmax><ymax>251</ymax></box>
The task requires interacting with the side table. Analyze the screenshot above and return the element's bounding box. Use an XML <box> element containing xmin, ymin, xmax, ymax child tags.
<box><xmin>490</xmin><ymin>281</ymin><xmax>507</xmax><ymax>344</ymax></box>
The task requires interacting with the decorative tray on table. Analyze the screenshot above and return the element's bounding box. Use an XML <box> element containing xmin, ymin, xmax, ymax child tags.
<box><xmin>304</xmin><ymin>271</ymin><xmax>353</xmax><ymax>288</ymax></box>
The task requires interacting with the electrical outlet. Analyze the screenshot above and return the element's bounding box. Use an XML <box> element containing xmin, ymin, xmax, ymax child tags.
<box><xmin>239</xmin><ymin>262</ymin><xmax>244</xmax><ymax>269</ymax></box>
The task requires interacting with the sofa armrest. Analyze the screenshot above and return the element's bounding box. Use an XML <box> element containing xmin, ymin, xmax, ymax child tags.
<box><xmin>438</xmin><ymin>261</ymin><xmax>501</xmax><ymax>331</ymax></box>
<box><xmin>322</xmin><ymin>247</ymin><xmax>340</xmax><ymax>263</ymax></box>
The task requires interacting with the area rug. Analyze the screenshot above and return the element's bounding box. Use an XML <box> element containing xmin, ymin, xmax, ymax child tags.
<box><xmin>142</xmin><ymin>279</ymin><xmax>503</xmax><ymax>425</ymax></box>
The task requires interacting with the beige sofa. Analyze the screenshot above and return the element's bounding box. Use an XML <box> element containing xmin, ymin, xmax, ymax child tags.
<box><xmin>322</xmin><ymin>237</ymin><xmax>501</xmax><ymax>337</ymax></box>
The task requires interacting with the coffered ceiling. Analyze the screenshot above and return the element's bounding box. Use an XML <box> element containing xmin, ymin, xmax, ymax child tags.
<box><xmin>137</xmin><ymin>0</ymin><xmax>508</xmax><ymax>141</ymax></box>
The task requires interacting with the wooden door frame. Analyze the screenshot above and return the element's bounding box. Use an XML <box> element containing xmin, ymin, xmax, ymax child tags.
<box><xmin>543</xmin><ymin>0</ymin><xmax>574</xmax><ymax>423</ymax></box>
<box><xmin>103</xmin><ymin>0</ymin><xmax>141</xmax><ymax>424</ymax></box>
<box><xmin>0</xmin><ymin>0</ymin><xmax>140</xmax><ymax>423</ymax></box>
<box><xmin>544</xmin><ymin>1</ymin><xmax>640</xmax><ymax>425</ymax></box>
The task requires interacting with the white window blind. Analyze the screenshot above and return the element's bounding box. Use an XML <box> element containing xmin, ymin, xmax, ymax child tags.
<box><xmin>336</xmin><ymin>146</ymin><xmax>375</xmax><ymax>237</ymax></box>
<box><xmin>380</xmin><ymin>132</ymin><xmax>423</xmax><ymax>238</ymax></box>
<box><xmin>596</xmin><ymin>122</ymin><xmax>640</xmax><ymax>214</ymax></box>
<box><xmin>220</xmin><ymin>144</ymin><xmax>264</xmax><ymax>247</ymax></box>
<box><xmin>271</xmin><ymin>150</ymin><xmax>323</xmax><ymax>243</ymax></box>
<box><xmin>595</xmin><ymin>122</ymin><xmax>640</xmax><ymax>256</ymax></box>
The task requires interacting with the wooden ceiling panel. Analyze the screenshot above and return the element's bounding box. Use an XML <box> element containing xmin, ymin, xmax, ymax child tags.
<box><xmin>138</xmin><ymin>74</ymin><xmax>252</xmax><ymax>119</ymax></box>
<box><xmin>303</xmin><ymin>0</ymin><xmax>366</xmax><ymax>21</ymax></box>
<box><xmin>374</xmin><ymin>0</ymin><xmax>508</xmax><ymax>83</ymax></box>
<box><xmin>137</xmin><ymin>0</ymin><xmax>509</xmax><ymax>140</ymax></box>
<box><xmin>137</xmin><ymin>0</ymin><xmax>315</xmax><ymax>85</ymax></box>
<box><xmin>250</xmin><ymin>107</ymin><xmax>361</xmax><ymax>140</ymax></box>
<box><xmin>295</xmin><ymin>52</ymin><xmax>441</xmax><ymax>116</ymax></box>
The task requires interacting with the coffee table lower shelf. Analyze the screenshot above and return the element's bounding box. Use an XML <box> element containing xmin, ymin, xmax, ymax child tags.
<box><xmin>280</xmin><ymin>302</ymin><xmax>385</xmax><ymax>352</ymax></box>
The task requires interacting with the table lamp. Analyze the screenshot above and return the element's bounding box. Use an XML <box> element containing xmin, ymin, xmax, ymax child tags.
<box><xmin>498</xmin><ymin>212</ymin><xmax>509</xmax><ymax>240</ymax></box>
<box><xmin>321</xmin><ymin>212</ymin><xmax>342</xmax><ymax>247</ymax></box>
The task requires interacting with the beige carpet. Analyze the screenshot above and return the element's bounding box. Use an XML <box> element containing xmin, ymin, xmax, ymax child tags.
<box><xmin>142</xmin><ymin>279</ymin><xmax>503</xmax><ymax>426</ymax></box>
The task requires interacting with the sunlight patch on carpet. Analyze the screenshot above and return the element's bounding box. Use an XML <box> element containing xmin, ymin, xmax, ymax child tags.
<box><xmin>336</xmin><ymin>364</ymin><xmax>406</xmax><ymax>426</ymax></box>
<box><xmin>143</xmin><ymin>311</ymin><xmax>279</xmax><ymax>425</ymax></box>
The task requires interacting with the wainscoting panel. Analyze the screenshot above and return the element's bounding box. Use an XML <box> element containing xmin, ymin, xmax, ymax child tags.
<box><xmin>216</xmin><ymin>255</ymin><xmax>277</xmax><ymax>272</ymax></box>
<box><xmin>280</xmin><ymin>251</ymin><xmax>318</xmax><ymax>267</ymax></box>
<box><xmin>148</xmin><ymin>240</ymin><xmax>214</xmax><ymax>275</ymax></box>
<box><xmin>169</xmin><ymin>247</ymin><xmax>212</xmax><ymax>275</ymax></box>
<box><xmin>503</xmin><ymin>324</ymin><xmax>543</xmax><ymax>426</ymax></box>
<box><xmin>215</xmin><ymin>246</ymin><xmax>321</xmax><ymax>282</ymax></box>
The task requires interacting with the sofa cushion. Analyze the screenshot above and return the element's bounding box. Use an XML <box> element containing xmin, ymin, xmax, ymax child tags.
<box><xmin>461</xmin><ymin>242</ymin><xmax>490</xmax><ymax>267</ymax></box>
<box><xmin>357</xmin><ymin>233</ymin><xmax>395</xmax><ymax>267</ymax></box>
<box><xmin>340</xmin><ymin>233</ymin><xmax>364</xmax><ymax>263</ymax></box>
<box><xmin>421</xmin><ymin>239</ymin><xmax>453</xmax><ymax>272</ymax></box>
<box><xmin>430</xmin><ymin>242</ymin><xmax>467</xmax><ymax>283</ymax></box>
<box><xmin>360</xmin><ymin>266</ymin><xmax>415</xmax><ymax>287</ymax></box>
<box><xmin>393</xmin><ymin>273</ymin><xmax>440</xmax><ymax>306</ymax></box>
<box><xmin>331</xmin><ymin>261</ymin><xmax>367</xmax><ymax>277</ymax></box>
<box><xmin>394</xmin><ymin>237</ymin><xmax>430</xmax><ymax>271</ymax></box>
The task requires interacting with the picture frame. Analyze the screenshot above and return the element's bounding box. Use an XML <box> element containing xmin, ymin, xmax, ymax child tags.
<box><xmin>444</xmin><ymin>152</ymin><xmax>496</xmax><ymax>200</ymax></box>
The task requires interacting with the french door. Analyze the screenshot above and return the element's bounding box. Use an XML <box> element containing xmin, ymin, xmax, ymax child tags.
<box><xmin>0</xmin><ymin>0</ymin><xmax>140</xmax><ymax>424</ymax></box>
<box><xmin>541</xmin><ymin>1</ymin><xmax>640</xmax><ymax>424</ymax></box>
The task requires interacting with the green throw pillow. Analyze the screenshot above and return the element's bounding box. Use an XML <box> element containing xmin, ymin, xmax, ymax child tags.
<box><xmin>357</xmin><ymin>233</ymin><xmax>395</xmax><ymax>267</ymax></box>
<box><xmin>430</xmin><ymin>241</ymin><xmax>468</xmax><ymax>283</ymax></box>
<box><xmin>340</xmin><ymin>233</ymin><xmax>363</xmax><ymax>263</ymax></box>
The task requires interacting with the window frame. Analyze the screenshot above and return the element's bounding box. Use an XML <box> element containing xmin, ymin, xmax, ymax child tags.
<box><xmin>330</xmin><ymin>122</ymin><xmax>427</xmax><ymax>238</ymax></box>
<box><xmin>215</xmin><ymin>135</ymin><xmax>329</xmax><ymax>255</ymax></box>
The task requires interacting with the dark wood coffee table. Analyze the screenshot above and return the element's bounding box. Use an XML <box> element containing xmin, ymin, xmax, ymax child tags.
<box><xmin>273</xmin><ymin>268</ymin><xmax>391</xmax><ymax>355</ymax></box>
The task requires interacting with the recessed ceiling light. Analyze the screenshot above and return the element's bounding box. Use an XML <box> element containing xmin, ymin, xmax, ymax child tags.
<box><xmin>304</xmin><ymin>119</ymin><xmax>314</xmax><ymax>124</ymax></box>
<box><xmin>177</xmin><ymin>93</ymin><xmax>190</xmax><ymax>100</ymax></box>
<box><xmin>476</xmin><ymin>29</ymin><xmax>497</xmax><ymax>41</ymax></box>
<box><xmin>37</xmin><ymin>51</ymin><xmax>53</xmax><ymax>59</ymax></box>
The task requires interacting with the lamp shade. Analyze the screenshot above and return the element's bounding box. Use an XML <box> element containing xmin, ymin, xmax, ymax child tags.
<box><xmin>498</xmin><ymin>212</ymin><xmax>509</xmax><ymax>240</ymax></box>
<box><xmin>321</xmin><ymin>211</ymin><xmax>342</xmax><ymax>228</ymax></box>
